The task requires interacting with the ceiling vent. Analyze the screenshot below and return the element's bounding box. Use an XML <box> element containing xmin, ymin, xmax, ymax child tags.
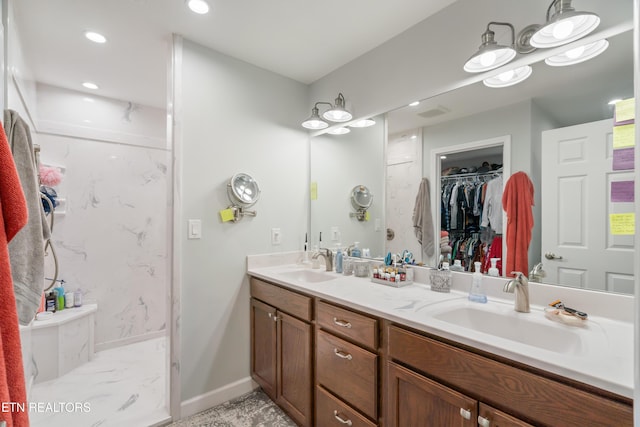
<box><xmin>418</xmin><ymin>105</ymin><xmax>450</xmax><ymax>118</ymax></box>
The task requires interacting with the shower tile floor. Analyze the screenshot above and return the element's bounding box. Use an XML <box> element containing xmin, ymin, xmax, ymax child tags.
<box><xmin>29</xmin><ymin>336</ymin><xmax>169</xmax><ymax>427</ymax></box>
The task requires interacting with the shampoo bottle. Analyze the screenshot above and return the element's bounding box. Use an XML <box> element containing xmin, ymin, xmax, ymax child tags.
<box><xmin>488</xmin><ymin>258</ymin><xmax>500</xmax><ymax>276</ymax></box>
<box><xmin>468</xmin><ymin>261</ymin><xmax>487</xmax><ymax>303</ymax></box>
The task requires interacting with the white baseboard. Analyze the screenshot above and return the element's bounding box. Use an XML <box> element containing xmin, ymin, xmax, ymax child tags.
<box><xmin>95</xmin><ymin>330</ymin><xmax>166</xmax><ymax>353</ymax></box>
<box><xmin>179</xmin><ymin>376</ymin><xmax>259</xmax><ymax>419</ymax></box>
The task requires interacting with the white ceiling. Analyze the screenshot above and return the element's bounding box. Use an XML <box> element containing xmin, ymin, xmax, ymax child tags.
<box><xmin>13</xmin><ymin>0</ymin><xmax>457</xmax><ymax>108</ymax></box>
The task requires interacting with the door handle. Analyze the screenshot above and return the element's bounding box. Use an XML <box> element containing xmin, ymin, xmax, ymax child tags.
<box><xmin>544</xmin><ymin>252</ymin><xmax>563</xmax><ymax>260</ymax></box>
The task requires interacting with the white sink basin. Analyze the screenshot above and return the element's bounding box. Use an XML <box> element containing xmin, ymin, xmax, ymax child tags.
<box><xmin>433</xmin><ymin>305</ymin><xmax>583</xmax><ymax>354</ymax></box>
<box><xmin>278</xmin><ymin>269</ymin><xmax>338</xmax><ymax>283</ymax></box>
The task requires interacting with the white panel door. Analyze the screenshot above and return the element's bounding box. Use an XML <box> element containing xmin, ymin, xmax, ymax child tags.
<box><xmin>541</xmin><ymin>118</ymin><xmax>634</xmax><ymax>293</ymax></box>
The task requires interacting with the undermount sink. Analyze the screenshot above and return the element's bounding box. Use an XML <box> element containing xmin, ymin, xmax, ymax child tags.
<box><xmin>433</xmin><ymin>305</ymin><xmax>583</xmax><ymax>354</ymax></box>
<box><xmin>279</xmin><ymin>269</ymin><xmax>338</xmax><ymax>283</ymax></box>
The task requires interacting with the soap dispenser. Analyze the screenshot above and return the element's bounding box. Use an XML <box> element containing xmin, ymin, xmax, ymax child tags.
<box><xmin>488</xmin><ymin>258</ymin><xmax>500</xmax><ymax>276</ymax></box>
<box><xmin>468</xmin><ymin>262</ymin><xmax>487</xmax><ymax>303</ymax></box>
<box><xmin>351</xmin><ymin>242</ymin><xmax>361</xmax><ymax>258</ymax></box>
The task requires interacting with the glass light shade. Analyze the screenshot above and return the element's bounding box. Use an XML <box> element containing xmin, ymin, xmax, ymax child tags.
<box><xmin>322</xmin><ymin>107</ymin><xmax>352</xmax><ymax>122</ymax></box>
<box><xmin>464</xmin><ymin>45</ymin><xmax>516</xmax><ymax>73</ymax></box>
<box><xmin>84</xmin><ymin>31</ymin><xmax>107</xmax><ymax>43</ymax></box>
<box><xmin>483</xmin><ymin>65</ymin><xmax>532</xmax><ymax>88</ymax></box>
<box><xmin>544</xmin><ymin>39</ymin><xmax>608</xmax><ymax>66</ymax></box>
<box><xmin>188</xmin><ymin>0</ymin><xmax>210</xmax><ymax>14</ymax></box>
<box><xmin>530</xmin><ymin>11</ymin><xmax>600</xmax><ymax>48</ymax></box>
<box><xmin>302</xmin><ymin>108</ymin><xmax>329</xmax><ymax>130</ymax></box>
<box><xmin>328</xmin><ymin>127</ymin><xmax>351</xmax><ymax>135</ymax></box>
<box><xmin>350</xmin><ymin>118</ymin><xmax>376</xmax><ymax>128</ymax></box>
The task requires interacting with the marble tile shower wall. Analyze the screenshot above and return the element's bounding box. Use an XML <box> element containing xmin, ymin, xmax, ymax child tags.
<box><xmin>40</xmin><ymin>133</ymin><xmax>169</xmax><ymax>348</ymax></box>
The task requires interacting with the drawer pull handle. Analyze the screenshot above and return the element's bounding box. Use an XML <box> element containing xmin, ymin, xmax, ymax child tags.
<box><xmin>333</xmin><ymin>317</ymin><xmax>352</xmax><ymax>328</ymax></box>
<box><xmin>333</xmin><ymin>348</ymin><xmax>353</xmax><ymax>360</ymax></box>
<box><xmin>460</xmin><ymin>408</ymin><xmax>472</xmax><ymax>420</ymax></box>
<box><xmin>333</xmin><ymin>410</ymin><xmax>353</xmax><ymax>426</ymax></box>
<box><xmin>478</xmin><ymin>415</ymin><xmax>491</xmax><ymax>427</ymax></box>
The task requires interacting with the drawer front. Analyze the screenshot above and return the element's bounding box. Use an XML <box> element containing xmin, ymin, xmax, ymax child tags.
<box><xmin>317</xmin><ymin>330</ymin><xmax>378</xmax><ymax>420</ymax></box>
<box><xmin>317</xmin><ymin>300</ymin><xmax>378</xmax><ymax>350</ymax></box>
<box><xmin>316</xmin><ymin>386</ymin><xmax>377</xmax><ymax>427</ymax></box>
<box><xmin>250</xmin><ymin>277</ymin><xmax>312</xmax><ymax>321</ymax></box>
<box><xmin>387</xmin><ymin>325</ymin><xmax>632</xmax><ymax>427</ymax></box>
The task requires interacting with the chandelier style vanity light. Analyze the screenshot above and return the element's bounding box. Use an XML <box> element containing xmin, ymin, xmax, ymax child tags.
<box><xmin>463</xmin><ymin>0</ymin><xmax>606</xmax><ymax>88</ymax></box>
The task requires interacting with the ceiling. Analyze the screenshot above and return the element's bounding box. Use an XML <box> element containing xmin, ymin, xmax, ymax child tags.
<box><xmin>12</xmin><ymin>0</ymin><xmax>457</xmax><ymax>109</ymax></box>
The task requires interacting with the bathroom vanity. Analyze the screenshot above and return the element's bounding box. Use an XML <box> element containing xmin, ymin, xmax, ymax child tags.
<box><xmin>247</xmin><ymin>257</ymin><xmax>633</xmax><ymax>427</ymax></box>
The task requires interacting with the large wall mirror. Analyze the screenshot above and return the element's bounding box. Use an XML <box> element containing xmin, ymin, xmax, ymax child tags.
<box><xmin>310</xmin><ymin>3</ymin><xmax>634</xmax><ymax>295</ymax></box>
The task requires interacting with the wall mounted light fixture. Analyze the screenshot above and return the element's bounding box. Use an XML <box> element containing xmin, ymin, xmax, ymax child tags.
<box><xmin>530</xmin><ymin>0</ymin><xmax>600</xmax><ymax>48</ymax></box>
<box><xmin>302</xmin><ymin>93</ymin><xmax>354</xmax><ymax>131</ymax></box>
<box><xmin>464</xmin><ymin>0</ymin><xmax>603</xmax><ymax>88</ymax></box>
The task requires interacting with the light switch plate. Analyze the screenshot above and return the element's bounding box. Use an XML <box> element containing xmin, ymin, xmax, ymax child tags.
<box><xmin>331</xmin><ymin>226</ymin><xmax>340</xmax><ymax>241</ymax></box>
<box><xmin>188</xmin><ymin>219</ymin><xmax>202</xmax><ymax>239</ymax></box>
<box><xmin>271</xmin><ymin>228</ymin><xmax>282</xmax><ymax>245</ymax></box>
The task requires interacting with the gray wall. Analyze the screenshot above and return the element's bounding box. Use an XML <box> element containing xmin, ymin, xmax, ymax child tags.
<box><xmin>179</xmin><ymin>39</ymin><xmax>309</xmax><ymax>403</ymax></box>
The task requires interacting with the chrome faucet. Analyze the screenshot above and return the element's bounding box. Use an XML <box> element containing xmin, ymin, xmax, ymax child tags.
<box><xmin>312</xmin><ymin>248</ymin><xmax>333</xmax><ymax>272</ymax></box>
<box><xmin>529</xmin><ymin>262</ymin><xmax>545</xmax><ymax>282</ymax></box>
<box><xmin>503</xmin><ymin>272</ymin><xmax>530</xmax><ymax>313</ymax></box>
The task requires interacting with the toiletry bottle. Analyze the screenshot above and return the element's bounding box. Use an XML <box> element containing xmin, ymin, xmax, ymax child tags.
<box><xmin>335</xmin><ymin>245</ymin><xmax>343</xmax><ymax>274</ymax></box>
<box><xmin>46</xmin><ymin>292</ymin><xmax>57</xmax><ymax>312</ymax></box>
<box><xmin>55</xmin><ymin>285</ymin><xmax>65</xmax><ymax>311</ymax></box>
<box><xmin>74</xmin><ymin>289</ymin><xmax>83</xmax><ymax>307</ymax></box>
<box><xmin>351</xmin><ymin>242</ymin><xmax>361</xmax><ymax>258</ymax></box>
<box><xmin>488</xmin><ymin>258</ymin><xmax>500</xmax><ymax>276</ymax></box>
<box><xmin>450</xmin><ymin>260</ymin><xmax>464</xmax><ymax>272</ymax></box>
<box><xmin>468</xmin><ymin>261</ymin><xmax>487</xmax><ymax>303</ymax></box>
<box><xmin>65</xmin><ymin>292</ymin><xmax>75</xmax><ymax>309</ymax></box>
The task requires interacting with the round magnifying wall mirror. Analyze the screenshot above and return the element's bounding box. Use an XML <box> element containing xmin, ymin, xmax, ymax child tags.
<box><xmin>351</xmin><ymin>185</ymin><xmax>373</xmax><ymax>210</ymax></box>
<box><xmin>227</xmin><ymin>173</ymin><xmax>261</xmax><ymax>207</ymax></box>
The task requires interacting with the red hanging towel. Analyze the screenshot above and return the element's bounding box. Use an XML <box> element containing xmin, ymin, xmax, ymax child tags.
<box><xmin>502</xmin><ymin>172</ymin><xmax>535</xmax><ymax>277</ymax></box>
<box><xmin>0</xmin><ymin>123</ymin><xmax>29</xmax><ymax>427</ymax></box>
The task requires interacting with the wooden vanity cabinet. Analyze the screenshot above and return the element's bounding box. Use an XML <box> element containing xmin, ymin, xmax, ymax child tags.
<box><xmin>315</xmin><ymin>300</ymin><xmax>380</xmax><ymax>425</ymax></box>
<box><xmin>250</xmin><ymin>278</ymin><xmax>313</xmax><ymax>427</ymax></box>
<box><xmin>385</xmin><ymin>323</ymin><xmax>633</xmax><ymax>427</ymax></box>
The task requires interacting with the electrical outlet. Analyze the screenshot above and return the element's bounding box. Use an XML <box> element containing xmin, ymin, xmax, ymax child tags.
<box><xmin>271</xmin><ymin>228</ymin><xmax>282</xmax><ymax>245</ymax></box>
<box><xmin>375</xmin><ymin>218</ymin><xmax>382</xmax><ymax>232</ymax></box>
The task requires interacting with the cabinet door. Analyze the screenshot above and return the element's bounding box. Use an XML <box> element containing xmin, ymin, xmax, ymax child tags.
<box><xmin>478</xmin><ymin>403</ymin><xmax>534</xmax><ymax>427</ymax></box>
<box><xmin>278</xmin><ymin>311</ymin><xmax>313</xmax><ymax>427</ymax></box>
<box><xmin>387</xmin><ymin>362</ymin><xmax>476</xmax><ymax>427</ymax></box>
<box><xmin>251</xmin><ymin>298</ymin><xmax>277</xmax><ymax>400</ymax></box>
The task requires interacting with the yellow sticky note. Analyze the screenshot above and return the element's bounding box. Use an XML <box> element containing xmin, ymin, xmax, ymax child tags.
<box><xmin>613</xmin><ymin>123</ymin><xmax>635</xmax><ymax>149</ymax></box>
<box><xmin>310</xmin><ymin>182</ymin><xmax>318</xmax><ymax>200</ymax></box>
<box><xmin>615</xmin><ymin>98</ymin><xmax>635</xmax><ymax>122</ymax></box>
<box><xmin>365</xmin><ymin>211</ymin><xmax>370</xmax><ymax>221</ymax></box>
<box><xmin>610</xmin><ymin>213</ymin><xmax>635</xmax><ymax>235</ymax></box>
<box><xmin>219</xmin><ymin>208</ymin><xmax>235</xmax><ymax>223</ymax></box>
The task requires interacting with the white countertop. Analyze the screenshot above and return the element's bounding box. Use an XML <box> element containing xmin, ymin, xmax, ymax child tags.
<box><xmin>247</xmin><ymin>259</ymin><xmax>634</xmax><ymax>399</ymax></box>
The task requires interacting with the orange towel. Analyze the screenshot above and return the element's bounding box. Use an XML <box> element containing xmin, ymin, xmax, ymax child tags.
<box><xmin>502</xmin><ymin>172</ymin><xmax>534</xmax><ymax>277</ymax></box>
<box><xmin>0</xmin><ymin>123</ymin><xmax>29</xmax><ymax>427</ymax></box>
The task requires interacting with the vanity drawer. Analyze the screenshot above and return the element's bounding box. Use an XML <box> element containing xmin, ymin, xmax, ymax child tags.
<box><xmin>316</xmin><ymin>386</ymin><xmax>377</xmax><ymax>427</ymax></box>
<box><xmin>250</xmin><ymin>278</ymin><xmax>312</xmax><ymax>321</ymax></box>
<box><xmin>387</xmin><ymin>325</ymin><xmax>632</xmax><ymax>427</ymax></box>
<box><xmin>317</xmin><ymin>300</ymin><xmax>378</xmax><ymax>350</ymax></box>
<box><xmin>317</xmin><ymin>330</ymin><xmax>378</xmax><ymax>420</ymax></box>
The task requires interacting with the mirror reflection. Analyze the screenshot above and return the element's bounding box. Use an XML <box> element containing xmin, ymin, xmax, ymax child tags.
<box><xmin>311</xmin><ymin>25</ymin><xmax>633</xmax><ymax>294</ymax></box>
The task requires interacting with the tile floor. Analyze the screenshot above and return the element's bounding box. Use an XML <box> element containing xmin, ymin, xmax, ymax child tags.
<box><xmin>29</xmin><ymin>336</ymin><xmax>169</xmax><ymax>427</ymax></box>
<box><xmin>168</xmin><ymin>389</ymin><xmax>296</xmax><ymax>427</ymax></box>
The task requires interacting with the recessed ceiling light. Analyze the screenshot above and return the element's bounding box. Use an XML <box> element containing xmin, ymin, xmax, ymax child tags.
<box><xmin>409</xmin><ymin>101</ymin><xmax>420</xmax><ymax>107</ymax></box>
<box><xmin>82</xmin><ymin>82</ymin><xmax>99</xmax><ymax>90</ymax></box>
<box><xmin>187</xmin><ymin>0</ymin><xmax>210</xmax><ymax>14</ymax></box>
<box><xmin>440</xmin><ymin>155</ymin><xmax>447</xmax><ymax>159</ymax></box>
<box><xmin>410</xmin><ymin>135</ymin><xmax>417</xmax><ymax>140</ymax></box>
<box><xmin>84</xmin><ymin>31</ymin><xmax>107</xmax><ymax>44</ymax></box>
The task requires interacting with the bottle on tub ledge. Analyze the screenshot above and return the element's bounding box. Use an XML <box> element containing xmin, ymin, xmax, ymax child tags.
<box><xmin>350</xmin><ymin>242</ymin><xmax>361</xmax><ymax>258</ymax></box>
<box><xmin>335</xmin><ymin>244</ymin><xmax>344</xmax><ymax>274</ymax></box>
